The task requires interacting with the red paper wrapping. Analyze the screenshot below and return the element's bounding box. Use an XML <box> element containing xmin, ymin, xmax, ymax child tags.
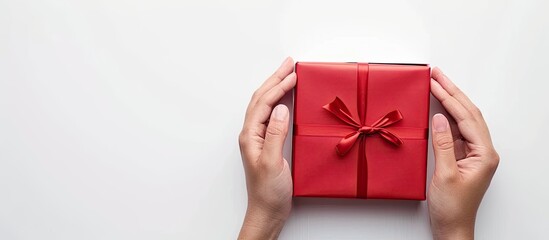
<box><xmin>292</xmin><ymin>62</ymin><xmax>430</xmax><ymax>200</ymax></box>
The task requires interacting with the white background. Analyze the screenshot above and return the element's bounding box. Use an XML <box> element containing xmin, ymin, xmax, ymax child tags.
<box><xmin>1</xmin><ymin>0</ymin><xmax>548</xmax><ymax>239</ymax></box>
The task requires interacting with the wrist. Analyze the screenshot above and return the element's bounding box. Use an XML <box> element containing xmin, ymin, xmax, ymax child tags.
<box><xmin>432</xmin><ymin>221</ymin><xmax>475</xmax><ymax>240</ymax></box>
<box><xmin>238</xmin><ymin>204</ymin><xmax>287</xmax><ymax>240</ymax></box>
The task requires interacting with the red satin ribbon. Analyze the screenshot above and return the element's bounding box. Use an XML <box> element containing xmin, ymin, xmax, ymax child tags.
<box><xmin>323</xmin><ymin>97</ymin><xmax>404</xmax><ymax>156</ymax></box>
<box><xmin>294</xmin><ymin>99</ymin><xmax>427</xmax><ymax>198</ymax></box>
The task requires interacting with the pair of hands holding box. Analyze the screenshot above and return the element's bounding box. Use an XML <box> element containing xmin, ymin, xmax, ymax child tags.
<box><xmin>238</xmin><ymin>58</ymin><xmax>499</xmax><ymax>240</ymax></box>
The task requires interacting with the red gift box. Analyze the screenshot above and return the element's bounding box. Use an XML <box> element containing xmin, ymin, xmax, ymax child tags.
<box><xmin>292</xmin><ymin>62</ymin><xmax>430</xmax><ymax>200</ymax></box>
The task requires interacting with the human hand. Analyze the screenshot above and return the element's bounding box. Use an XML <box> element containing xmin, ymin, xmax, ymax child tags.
<box><xmin>238</xmin><ymin>57</ymin><xmax>296</xmax><ymax>240</ymax></box>
<box><xmin>428</xmin><ymin>68</ymin><xmax>500</xmax><ymax>240</ymax></box>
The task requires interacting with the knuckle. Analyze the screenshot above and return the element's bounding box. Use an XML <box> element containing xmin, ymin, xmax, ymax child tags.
<box><xmin>238</xmin><ymin>129</ymin><xmax>251</xmax><ymax>147</ymax></box>
<box><xmin>435</xmin><ymin>136</ymin><xmax>454</xmax><ymax>151</ymax></box>
<box><xmin>471</xmin><ymin>106</ymin><xmax>483</xmax><ymax>117</ymax></box>
<box><xmin>266</xmin><ymin>123</ymin><xmax>285</xmax><ymax>136</ymax></box>
<box><xmin>257</xmin><ymin>156</ymin><xmax>277</xmax><ymax>173</ymax></box>
<box><xmin>463</xmin><ymin>110</ymin><xmax>474</xmax><ymax>121</ymax></box>
<box><xmin>251</xmin><ymin>90</ymin><xmax>262</xmax><ymax>102</ymax></box>
<box><xmin>257</xmin><ymin>86</ymin><xmax>283</xmax><ymax>107</ymax></box>
<box><xmin>436</xmin><ymin>169</ymin><xmax>459</xmax><ymax>183</ymax></box>
<box><xmin>257</xmin><ymin>94</ymin><xmax>269</xmax><ymax>106</ymax></box>
<box><xmin>487</xmin><ymin>159</ymin><xmax>499</xmax><ymax>172</ymax></box>
<box><xmin>486</xmin><ymin>150</ymin><xmax>500</xmax><ymax>171</ymax></box>
<box><xmin>270</xmin><ymin>74</ymin><xmax>284</xmax><ymax>84</ymax></box>
<box><xmin>444</xmin><ymin>172</ymin><xmax>460</xmax><ymax>183</ymax></box>
<box><xmin>274</xmin><ymin>84</ymin><xmax>285</xmax><ymax>96</ymax></box>
<box><xmin>493</xmin><ymin>150</ymin><xmax>500</xmax><ymax>162</ymax></box>
<box><xmin>238</xmin><ymin>133</ymin><xmax>247</xmax><ymax>147</ymax></box>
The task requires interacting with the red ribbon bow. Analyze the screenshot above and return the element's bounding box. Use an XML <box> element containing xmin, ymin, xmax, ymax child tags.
<box><xmin>323</xmin><ymin>97</ymin><xmax>404</xmax><ymax>156</ymax></box>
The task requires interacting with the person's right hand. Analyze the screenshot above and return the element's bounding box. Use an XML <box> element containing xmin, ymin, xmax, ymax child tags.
<box><xmin>428</xmin><ymin>68</ymin><xmax>500</xmax><ymax>240</ymax></box>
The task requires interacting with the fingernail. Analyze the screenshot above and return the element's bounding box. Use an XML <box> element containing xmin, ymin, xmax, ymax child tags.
<box><xmin>279</xmin><ymin>57</ymin><xmax>290</xmax><ymax>68</ymax></box>
<box><xmin>433</xmin><ymin>113</ymin><xmax>448</xmax><ymax>132</ymax></box>
<box><xmin>286</xmin><ymin>72</ymin><xmax>297</xmax><ymax>82</ymax></box>
<box><xmin>273</xmin><ymin>105</ymin><xmax>288</xmax><ymax>121</ymax></box>
<box><xmin>437</xmin><ymin>68</ymin><xmax>449</xmax><ymax>79</ymax></box>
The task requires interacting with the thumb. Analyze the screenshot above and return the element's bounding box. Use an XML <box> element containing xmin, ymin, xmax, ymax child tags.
<box><xmin>432</xmin><ymin>113</ymin><xmax>458</xmax><ymax>176</ymax></box>
<box><xmin>261</xmin><ymin>104</ymin><xmax>290</xmax><ymax>169</ymax></box>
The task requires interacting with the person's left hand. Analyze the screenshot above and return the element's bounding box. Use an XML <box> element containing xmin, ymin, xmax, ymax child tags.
<box><xmin>238</xmin><ymin>57</ymin><xmax>296</xmax><ymax>240</ymax></box>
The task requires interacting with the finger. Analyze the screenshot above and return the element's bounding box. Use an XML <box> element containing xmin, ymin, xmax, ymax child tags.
<box><xmin>247</xmin><ymin>72</ymin><xmax>296</xmax><ymax>126</ymax></box>
<box><xmin>431</xmin><ymin>79</ymin><xmax>486</xmax><ymax>144</ymax></box>
<box><xmin>430</xmin><ymin>79</ymin><xmax>471</xmax><ymax>123</ymax></box>
<box><xmin>432</xmin><ymin>67</ymin><xmax>482</xmax><ymax>119</ymax></box>
<box><xmin>432</xmin><ymin>67</ymin><xmax>492</xmax><ymax>142</ymax></box>
<box><xmin>260</xmin><ymin>104</ymin><xmax>290</xmax><ymax>171</ymax></box>
<box><xmin>238</xmin><ymin>123</ymin><xmax>267</xmax><ymax>166</ymax></box>
<box><xmin>431</xmin><ymin>114</ymin><xmax>458</xmax><ymax>177</ymax></box>
<box><xmin>248</xmin><ymin>57</ymin><xmax>294</xmax><ymax>110</ymax></box>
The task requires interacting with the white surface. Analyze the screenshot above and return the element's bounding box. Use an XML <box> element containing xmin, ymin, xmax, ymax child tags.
<box><xmin>1</xmin><ymin>0</ymin><xmax>548</xmax><ymax>239</ymax></box>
